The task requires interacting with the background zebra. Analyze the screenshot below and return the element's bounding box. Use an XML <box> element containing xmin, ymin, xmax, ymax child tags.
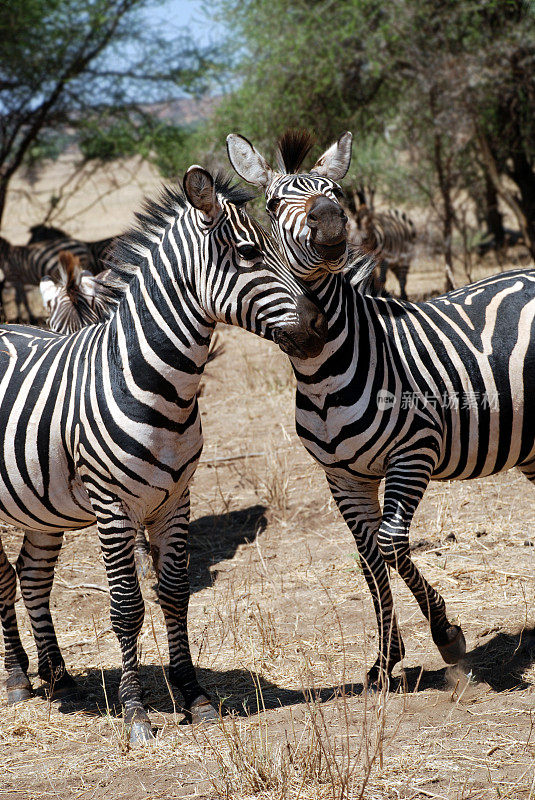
<box><xmin>0</xmin><ymin>234</ymin><xmax>97</xmax><ymax>323</ymax></box>
<box><xmin>39</xmin><ymin>250</ymin><xmax>121</xmax><ymax>334</ymax></box>
<box><xmin>28</xmin><ymin>224</ymin><xmax>117</xmax><ymax>271</ymax></box>
<box><xmin>0</xmin><ymin>167</ymin><xmax>326</xmax><ymax>742</ymax></box>
<box><xmin>227</xmin><ymin>130</ymin><xmax>535</xmax><ymax>687</ymax></box>
<box><xmin>346</xmin><ymin>188</ymin><xmax>416</xmax><ymax>300</ymax></box>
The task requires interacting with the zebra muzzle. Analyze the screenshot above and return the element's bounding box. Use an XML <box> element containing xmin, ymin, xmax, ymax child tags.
<box><xmin>273</xmin><ymin>296</ymin><xmax>327</xmax><ymax>359</ymax></box>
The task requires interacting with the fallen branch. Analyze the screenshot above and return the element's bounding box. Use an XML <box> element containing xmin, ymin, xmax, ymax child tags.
<box><xmin>57</xmin><ymin>578</ymin><xmax>109</xmax><ymax>594</ymax></box>
<box><xmin>199</xmin><ymin>452</ymin><xmax>265</xmax><ymax>466</ymax></box>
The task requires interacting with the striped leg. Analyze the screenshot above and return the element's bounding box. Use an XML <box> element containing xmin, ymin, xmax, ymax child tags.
<box><xmin>146</xmin><ymin>491</ymin><xmax>217</xmax><ymax>723</ymax></box>
<box><xmin>327</xmin><ymin>477</ymin><xmax>405</xmax><ymax>686</ymax></box>
<box><xmin>377</xmin><ymin>464</ymin><xmax>466</xmax><ymax>665</ymax></box>
<box><xmin>16</xmin><ymin>530</ymin><xmax>77</xmax><ymax>696</ymax></box>
<box><xmin>0</xmin><ymin>540</ymin><xmax>32</xmax><ymax>702</ymax></box>
<box><xmin>93</xmin><ymin>502</ymin><xmax>152</xmax><ymax>743</ymax></box>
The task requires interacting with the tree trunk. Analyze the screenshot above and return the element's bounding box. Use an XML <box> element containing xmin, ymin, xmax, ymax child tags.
<box><xmin>433</xmin><ymin>131</ymin><xmax>456</xmax><ymax>292</ymax></box>
<box><xmin>508</xmin><ymin>150</ymin><xmax>535</xmax><ymax>257</ymax></box>
<box><xmin>484</xmin><ymin>171</ymin><xmax>505</xmax><ymax>247</ymax></box>
<box><xmin>0</xmin><ymin>178</ymin><xmax>7</xmax><ymax>229</ymax></box>
<box><xmin>476</xmin><ymin>130</ymin><xmax>534</xmax><ymax>258</ymax></box>
<box><xmin>429</xmin><ymin>88</ymin><xmax>457</xmax><ymax>291</ymax></box>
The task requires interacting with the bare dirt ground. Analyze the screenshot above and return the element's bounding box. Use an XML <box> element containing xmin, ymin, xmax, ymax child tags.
<box><xmin>1</xmin><ymin>166</ymin><xmax>534</xmax><ymax>799</ymax></box>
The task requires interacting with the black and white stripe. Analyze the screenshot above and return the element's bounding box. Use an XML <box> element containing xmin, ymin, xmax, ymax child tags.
<box><xmin>228</xmin><ymin>132</ymin><xmax>535</xmax><ymax>686</ymax></box>
<box><xmin>39</xmin><ymin>250</ymin><xmax>121</xmax><ymax>335</ymax></box>
<box><xmin>28</xmin><ymin>224</ymin><xmax>117</xmax><ymax>270</ymax></box>
<box><xmin>227</xmin><ymin>129</ymin><xmax>353</xmax><ymax>280</ymax></box>
<box><xmin>0</xmin><ymin>168</ymin><xmax>325</xmax><ymax>739</ymax></box>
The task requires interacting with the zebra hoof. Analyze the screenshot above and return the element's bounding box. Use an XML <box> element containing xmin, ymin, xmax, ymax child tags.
<box><xmin>188</xmin><ymin>695</ymin><xmax>219</xmax><ymax>724</ymax></box>
<box><xmin>7</xmin><ymin>685</ymin><xmax>33</xmax><ymax>705</ymax></box>
<box><xmin>129</xmin><ymin>720</ymin><xmax>155</xmax><ymax>745</ymax></box>
<box><xmin>436</xmin><ymin>626</ymin><xmax>466</xmax><ymax>665</ymax></box>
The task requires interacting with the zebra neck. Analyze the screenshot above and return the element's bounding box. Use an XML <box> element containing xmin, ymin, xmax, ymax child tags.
<box><xmin>108</xmin><ymin>261</ymin><xmax>215</xmax><ymax>409</ymax></box>
<box><xmin>290</xmin><ymin>272</ymin><xmax>381</xmax><ymax>400</ymax></box>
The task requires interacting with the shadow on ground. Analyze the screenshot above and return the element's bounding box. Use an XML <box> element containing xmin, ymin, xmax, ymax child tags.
<box><xmin>43</xmin><ymin>628</ymin><xmax>535</xmax><ymax>723</ymax></box>
<box><xmin>401</xmin><ymin>626</ymin><xmax>535</xmax><ymax>693</ymax></box>
<box><xmin>188</xmin><ymin>504</ymin><xmax>267</xmax><ymax>594</ymax></box>
<box><xmin>138</xmin><ymin>503</ymin><xmax>266</xmax><ymax>593</ymax></box>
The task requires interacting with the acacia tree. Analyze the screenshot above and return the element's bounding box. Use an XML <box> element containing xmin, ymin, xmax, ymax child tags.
<box><xmin>0</xmin><ymin>0</ymin><xmax>211</xmax><ymax>225</ymax></box>
<box><xmin>210</xmin><ymin>0</ymin><xmax>535</xmax><ymax>278</ymax></box>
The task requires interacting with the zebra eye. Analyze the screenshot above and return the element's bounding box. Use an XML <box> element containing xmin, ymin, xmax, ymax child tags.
<box><xmin>266</xmin><ymin>197</ymin><xmax>281</xmax><ymax>214</ymax></box>
<box><xmin>237</xmin><ymin>244</ymin><xmax>261</xmax><ymax>261</ymax></box>
<box><xmin>331</xmin><ymin>186</ymin><xmax>345</xmax><ymax>200</ymax></box>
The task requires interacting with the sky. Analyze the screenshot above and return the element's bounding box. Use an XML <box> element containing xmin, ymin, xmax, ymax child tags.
<box><xmin>142</xmin><ymin>0</ymin><xmax>224</xmax><ymax>47</ymax></box>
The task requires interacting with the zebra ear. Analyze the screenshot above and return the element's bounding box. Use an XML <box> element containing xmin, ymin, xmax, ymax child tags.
<box><xmin>311</xmin><ymin>131</ymin><xmax>353</xmax><ymax>181</ymax></box>
<box><xmin>39</xmin><ymin>276</ymin><xmax>60</xmax><ymax>311</ymax></box>
<box><xmin>183</xmin><ymin>166</ymin><xmax>222</xmax><ymax>222</ymax></box>
<box><xmin>226</xmin><ymin>134</ymin><xmax>274</xmax><ymax>188</ymax></box>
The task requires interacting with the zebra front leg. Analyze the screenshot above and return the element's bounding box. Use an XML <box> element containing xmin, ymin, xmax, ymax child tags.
<box><xmin>328</xmin><ymin>477</ymin><xmax>405</xmax><ymax>687</ymax></box>
<box><xmin>95</xmin><ymin>504</ymin><xmax>153</xmax><ymax>743</ymax></box>
<box><xmin>0</xmin><ymin>540</ymin><xmax>32</xmax><ymax>703</ymax></box>
<box><xmin>378</xmin><ymin>466</ymin><xmax>466</xmax><ymax>666</ymax></box>
<box><xmin>147</xmin><ymin>492</ymin><xmax>217</xmax><ymax>723</ymax></box>
<box><xmin>17</xmin><ymin>530</ymin><xmax>78</xmax><ymax>698</ymax></box>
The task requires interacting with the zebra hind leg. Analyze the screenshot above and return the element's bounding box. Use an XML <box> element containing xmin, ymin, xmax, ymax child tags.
<box><xmin>147</xmin><ymin>492</ymin><xmax>218</xmax><ymax>723</ymax></box>
<box><xmin>378</xmin><ymin>467</ymin><xmax>466</xmax><ymax>668</ymax></box>
<box><xmin>0</xmin><ymin>540</ymin><xmax>33</xmax><ymax>703</ymax></box>
<box><xmin>328</xmin><ymin>478</ymin><xmax>405</xmax><ymax>689</ymax></box>
<box><xmin>17</xmin><ymin>530</ymin><xmax>78</xmax><ymax>699</ymax></box>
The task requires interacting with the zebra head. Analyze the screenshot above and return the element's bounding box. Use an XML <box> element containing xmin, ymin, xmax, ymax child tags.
<box><xmin>226</xmin><ymin>130</ymin><xmax>352</xmax><ymax>280</ymax></box>
<box><xmin>183</xmin><ymin>166</ymin><xmax>327</xmax><ymax>358</ymax></box>
<box><xmin>40</xmin><ymin>250</ymin><xmax>102</xmax><ymax>334</ymax></box>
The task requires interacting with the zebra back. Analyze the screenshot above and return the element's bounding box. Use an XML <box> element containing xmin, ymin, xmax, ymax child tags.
<box><xmin>28</xmin><ymin>224</ymin><xmax>118</xmax><ymax>271</ymax></box>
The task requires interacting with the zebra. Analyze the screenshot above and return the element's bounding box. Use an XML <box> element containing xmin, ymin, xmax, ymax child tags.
<box><xmin>227</xmin><ymin>130</ymin><xmax>535</xmax><ymax>688</ymax></box>
<box><xmin>0</xmin><ymin>235</ymin><xmax>96</xmax><ymax>323</ymax></box>
<box><xmin>0</xmin><ymin>166</ymin><xmax>326</xmax><ymax>742</ymax></box>
<box><xmin>39</xmin><ymin>250</ymin><xmax>121</xmax><ymax>334</ymax></box>
<box><xmin>347</xmin><ymin>189</ymin><xmax>416</xmax><ymax>300</ymax></box>
<box><xmin>28</xmin><ymin>224</ymin><xmax>117</xmax><ymax>271</ymax></box>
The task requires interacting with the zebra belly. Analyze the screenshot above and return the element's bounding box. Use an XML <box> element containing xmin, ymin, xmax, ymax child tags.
<box><xmin>0</xmin><ymin>440</ymin><xmax>94</xmax><ymax>532</ymax></box>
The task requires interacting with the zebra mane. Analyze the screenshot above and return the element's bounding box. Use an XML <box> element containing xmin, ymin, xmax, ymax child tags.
<box><xmin>276</xmin><ymin>129</ymin><xmax>315</xmax><ymax>173</ymax></box>
<box><xmin>107</xmin><ymin>173</ymin><xmax>256</xmax><ymax>302</ymax></box>
<box><xmin>344</xmin><ymin>247</ymin><xmax>377</xmax><ymax>293</ymax></box>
